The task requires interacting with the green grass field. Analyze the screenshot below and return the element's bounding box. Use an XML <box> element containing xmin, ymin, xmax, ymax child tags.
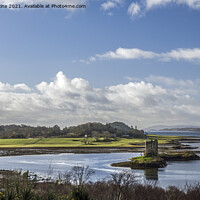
<box><xmin>0</xmin><ymin>135</ymin><xmax>183</xmax><ymax>148</ymax></box>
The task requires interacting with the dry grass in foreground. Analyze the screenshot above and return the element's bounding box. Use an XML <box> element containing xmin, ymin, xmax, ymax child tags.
<box><xmin>0</xmin><ymin>167</ymin><xmax>200</xmax><ymax>200</ymax></box>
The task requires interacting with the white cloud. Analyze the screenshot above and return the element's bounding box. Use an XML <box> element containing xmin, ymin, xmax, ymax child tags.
<box><xmin>161</xmin><ymin>48</ymin><xmax>200</xmax><ymax>62</ymax></box>
<box><xmin>146</xmin><ymin>0</ymin><xmax>200</xmax><ymax>10</ymax></box>
<box><xmin>101</xmin><ymin>0</ymin><xmax>124</xmax><ymax>12</ymax></box>
<box><xmin>96</xmin><ymin>48</ymin><xmax>158</xmax><ymax>60</ymax></box>
<box><xmin>101</xmin><ymin>1</ymin><xmax>116</xmax><ymax>10</ymax></box>
<box><xmin>0</xmin><ymin>72</ymin><xmax>200</xmax><ymax>128</ymax></box>
<box><xmin>127</xmin><ymin>2</ymin><xmax>141</xmax><ymax>17</ymax></box>
<box><xmin>146</xmin><ymin>0</ymin><xmax>173</xmax><ymax>9</ymax></box>
<box><xmin>89</xmin><ymin>56</ymin><xmax>96</xmax><ymax>61</ymax></box>
<box><xmin>13</xmin><ymin>83</ymin><xmax>31</xmax><ymax>92</ymax></box>
<box><xmin>127</xmin><ymin>0</ymin><xmax>200</xmax><ymax>19</ymax></box>
<box><xmin>0</xmin><ymin>82</ymin><xmax>31</xmax><ymax>92</ymax></box>
<box><xmin>146</xmin><ymin>75</ymin><xmax>195</xmax><ymax>87</ymax></box>
<box><xmin>88</xmin><ymin>47</ymin><xmax>200</xmax><ymax>63</ymax></box>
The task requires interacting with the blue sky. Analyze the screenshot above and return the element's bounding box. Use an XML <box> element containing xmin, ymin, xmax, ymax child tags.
<box><xmin>0</xmin><ymin>0</ymin><xmax>200</xmax><ymax>128</ymax></box>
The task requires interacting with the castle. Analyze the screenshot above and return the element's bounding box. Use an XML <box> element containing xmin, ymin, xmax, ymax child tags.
<box><xmin>145</xmin><ymin>139</ymin><xmax>158</xmax><ymax>157</ymax></box>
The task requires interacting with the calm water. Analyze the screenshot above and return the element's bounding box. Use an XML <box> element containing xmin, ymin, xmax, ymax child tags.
<box><xmin>182</xmin><ymin>142</ymin><xmax>200</xmax><ymax>150</ymax></box>
<box><xmin>0</xmin><ymin>152</ymin><xmax>200</xmax><ymax>188</ymax></box>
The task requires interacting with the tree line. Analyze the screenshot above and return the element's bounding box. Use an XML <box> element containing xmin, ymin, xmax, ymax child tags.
<box><xmin>0</xmin><ymin>122</ymin><xmax>146</xmax><ymax>139</ymax></box>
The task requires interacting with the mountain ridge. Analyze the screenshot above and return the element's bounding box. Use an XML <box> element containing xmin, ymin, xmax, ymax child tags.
<box><xmin>145</xmin><ymin>125</ymin><xmax>200</xmax><ymax>131</ymax></box>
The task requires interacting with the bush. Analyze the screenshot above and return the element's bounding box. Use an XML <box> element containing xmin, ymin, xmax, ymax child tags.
<box><xmin>0</xmin><ymin>168</ymin><xmax>200</xmax><ymax>200</ymax></box>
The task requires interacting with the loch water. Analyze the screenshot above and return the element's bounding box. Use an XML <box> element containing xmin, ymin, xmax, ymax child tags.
<box><xmin>0</xmin><ymin>131</ymin><xmax>200</xmax><ymax>188</ymax></box>
<box><xmin>0</xmin><ymin>151</ymin><xmax>200</xmax><ymax>188</ymax></box>
<box><xmin>147</xmin><ymin>131</ymin><xmax>200</xmax><ymax>137</ymax></box>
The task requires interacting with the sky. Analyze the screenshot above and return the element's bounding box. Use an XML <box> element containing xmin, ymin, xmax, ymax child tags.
<box><xmin>0</xmin><ymin>0</ymin><xmax>200</xmax><ymax>129</ymax></box>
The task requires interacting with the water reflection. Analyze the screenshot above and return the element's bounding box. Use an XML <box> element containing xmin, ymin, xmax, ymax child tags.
<box><xmin>144</xmin><ymin>168</ymin><xmax>158</xmax><ymax>180</ymax></box>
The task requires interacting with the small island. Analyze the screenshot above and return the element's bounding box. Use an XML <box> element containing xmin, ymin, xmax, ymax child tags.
<box><xmin>111</xmin><ymin>139</ymin><xmax>200</xmax><ymax>169</ymax></box>
<box><xmin>112</xmin><ymin>139</ymin><xmax>167</xmax><ymax>169</ymax></box>
<box><xmin>111</xmin><ymin>155</ymin><xmax>167</xmax><ymax>169</ymax></box>
<box><xmin>160</xmin><ymin>151</ymin><xmax>200</xmax><ymax>161</ymax></box>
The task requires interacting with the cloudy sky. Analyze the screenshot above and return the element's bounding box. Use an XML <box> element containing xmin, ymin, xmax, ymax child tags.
<box><xmin>0</xmin><ymin>0</ymin><xmax>200</xmax><ymax>128</ymax></box>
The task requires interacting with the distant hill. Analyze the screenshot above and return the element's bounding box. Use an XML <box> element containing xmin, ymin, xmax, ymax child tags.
<box><xmin>160</xmin><ymin>128</ymin><xmax>200</xmax><ymax>132</ymax></box>
<box><xmin>109</xmin><ymin>122</ymin><xmax>131</xmax><ymax>132</ymax></box>
<box><xmin>145</xmin><ymin>125</ymin><xmax>200</xmax><ymax>132</ymax></box>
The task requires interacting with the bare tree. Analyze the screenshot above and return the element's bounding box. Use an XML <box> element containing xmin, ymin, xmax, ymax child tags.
<box><xmin>108</xmin><ymin>170</ymin><xmax>137</xmax><ymax>200</ymax></box>
<box><xmin>63</xmin><ymin>165</ymin><xmax>95</xmax><ymax>186</ymax></box>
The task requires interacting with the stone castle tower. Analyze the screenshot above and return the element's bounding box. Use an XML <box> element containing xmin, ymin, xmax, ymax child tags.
<box><xmin>145</xmin><ymin>139</ymin><xmax>158</xmax><ymax>157</ymax></box>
